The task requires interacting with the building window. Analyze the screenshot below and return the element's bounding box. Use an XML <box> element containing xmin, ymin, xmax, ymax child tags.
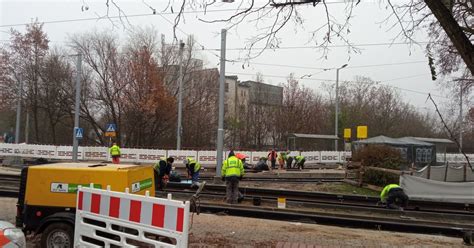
<box><xmin>225</xmin><ymin>83</ymin><xmax>229</xmax><ymax>92</ymax></box>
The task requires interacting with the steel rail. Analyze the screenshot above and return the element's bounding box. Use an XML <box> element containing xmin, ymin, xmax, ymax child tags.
<box><xmin>196</xmin><ymin>203</ymin><xmax>472</xmax><ymax>239</ymax></box>
<box><xmin>166</xmin><ymin>183</ymin><xmax>473</xmax><ymax>213</ymax></box>
<box><xmin>1</xmin><ymin>174</ymin><xmax>470</xmax><ymax>213</ymax></box>
<box><xmin>0</xmin><ymin>174</ymin><xmax>347</xmax><ymax>184</ymax></box>
<box><xmin>162</xmin><ymin>188</ymin><xmax>474</xmax><ymax>218</ymax></box>
<box><xmin>199</xmin><ymin>177</ymin><xmax>345</xmax><ymax>182</ymax></box>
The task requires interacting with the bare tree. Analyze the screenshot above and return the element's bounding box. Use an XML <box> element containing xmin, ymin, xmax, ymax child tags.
<box><xmin>8</xmin><ymin>21</ymin><xmax>50</xmax><ymax>143</ymax></box>
<box><xmin>335</xmin><ymin>76</ymin><xmax>439</xmax><ymax>138</ymax></box>
<box><xmin>38</xmin><ymin>49</ymin><xmax>74</xmax><ymax>144</ymax></box>
<box><xmin>98</xmin><ymin>0</ymin><xmax>473</xmax><ymax>76</ymax></box>
<box><xmin>70</xmin><ymin>31</ymin><xmax>127</xmax><ymax>145</ymax></box>
<box><xmin>276</xmin><ymin>74</ymin><xmax>328</xmax><ymax>149</ymax></box>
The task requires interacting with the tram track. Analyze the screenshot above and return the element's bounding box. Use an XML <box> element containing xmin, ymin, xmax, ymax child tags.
<box><xmin>159</xmin><ymin>185</ymin><xmax>474</xmax><ymax>242</ymax></box>
<box><xmin>166</xmin><ymin>182</ymin><xmax>473</xmax><ymax>214</ymax></box>
<box><xmin>1</xmin><ymin>179</ymin><xmax>473</xmax><ymax>243</ymax></box>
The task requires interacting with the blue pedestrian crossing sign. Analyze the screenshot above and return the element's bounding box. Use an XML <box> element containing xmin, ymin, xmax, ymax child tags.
<box><xmin>106</xmin><ymin>123</ymin><xmax>117</xmax><ymax>132</ymax></box>
<box><xmin>75</xmin><ymin>127</ymin><xmax>83</xmax><ymax>139</ymax></box>
<box><xmin>105</xmin><ymin>123</ymin><xmax>117</xmax><ymax>137</ymax></box>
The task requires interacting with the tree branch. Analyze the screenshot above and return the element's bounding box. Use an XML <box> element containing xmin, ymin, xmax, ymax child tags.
<box><xmin>427</xmin><ymin>93</ymin><xmax>472</xmax><ymax>170</ymax></box>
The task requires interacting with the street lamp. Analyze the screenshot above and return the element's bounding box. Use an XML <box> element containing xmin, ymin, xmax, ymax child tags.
<box><xmin>335</xmin><ymin>63</ymin><xmax>348</xmax><ymax>151</ymax></box>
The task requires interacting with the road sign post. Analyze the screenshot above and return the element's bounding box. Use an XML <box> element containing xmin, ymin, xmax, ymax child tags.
<box><xmin>105</xmin><ymin>124</ymin><xmax>117</xmax><ymax>146</ymax></box>
<box><xmin>105</xmin><ymin>124</ymin><xmax>117</xmax><ymax>137</ymax></box>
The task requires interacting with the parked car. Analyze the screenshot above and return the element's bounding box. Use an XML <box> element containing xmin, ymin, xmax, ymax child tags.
<box><xmin>0</xmin><ymin>220</ymin><xmax>26</xmax><ymax>248</ymax></box>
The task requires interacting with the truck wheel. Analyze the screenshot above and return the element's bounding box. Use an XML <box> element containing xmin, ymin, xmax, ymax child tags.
<box><xmin>41</xmin><ymin>223</ymin><xmax>74</xmax><ymax>248</ymax></box>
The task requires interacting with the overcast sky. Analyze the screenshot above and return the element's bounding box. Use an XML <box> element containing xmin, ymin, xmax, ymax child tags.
<box><xmin>0</xmin><ymin>0</ymin><xmax>455</xmax><ymax>113</ymax></box>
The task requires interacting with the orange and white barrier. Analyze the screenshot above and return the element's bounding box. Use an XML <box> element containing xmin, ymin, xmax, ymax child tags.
<box><xmin>74</xmin><ymin>184</ymin><xmax>190</xmax><ymax>247</ymax></box>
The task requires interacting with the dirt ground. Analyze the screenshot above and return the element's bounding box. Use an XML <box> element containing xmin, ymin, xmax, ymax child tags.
<box><xmin>189</xmin><ymin>213</ymin><xmax>466</xmax><ymax>247</ymax></box>
<box><xmin>239</xmin><ymin>181</ymin><xmax>379</xmax><ymax>197</ymax></box>
<box><xmin>1</xmin><ymin>197</ymin><xmax>467</xmax><ymax>247</ymax></box>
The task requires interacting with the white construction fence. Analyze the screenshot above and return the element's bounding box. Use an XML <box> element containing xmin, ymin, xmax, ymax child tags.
<box><xmin>0</xmin><ymin>143</ymin><xmax>352</xmax><ymax>166</ymax></box>
<box><xmin>0</xmin><ymin>143</ymin><xmax>472</xmax><ymax>167</ymax></box>
<box><xmin>74</xmin><ymin>185</ymin><xmax>190</xmax><ymax>247</ymax></box>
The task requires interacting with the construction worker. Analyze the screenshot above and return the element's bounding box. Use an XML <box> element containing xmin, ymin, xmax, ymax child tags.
<box><xmin>268</xmin><ymin>149</ymin><xmax>277</xmax><ymax>169</ymax></box>
<box><xmin>153</xmin><ymin>157</ymin><xmax>174</xmax><ymax>190</ymax></box>
<box><xmin>109</xmin><ymin>142</ymin><xmax>121</xmax><ymax>164</ymax></box>
<box><xmin>294</xmin><ymin>155</ymin><xmax>306</xmax><ymax>170</ymax></box>
<box><xmin>255</xmin><ymin>157</ymin><xmax>269</xmax><ymax>172</ymax></box>
<box><xmin>380</xmin><ymin>184</ymin><xmax>409</xmax><ymax>210</ymax></box>
<box><xmin>221</xmin><ymin>151</ymin><xmax>245</xmax><ymax>204</ymax></box>
<box><xmin>286</xmin><ymin>155</ymin><xmax>294</xmax><ymax>169</ymax></box>
<box><xmin>278</xmin><ymin>152</ymin><xmax>285</xmax><ymax>170</ymax></box>
<box><xmin>185</xmin><ymin>157</ymin><xmax>201</xmax><ymax>188</ymax></box>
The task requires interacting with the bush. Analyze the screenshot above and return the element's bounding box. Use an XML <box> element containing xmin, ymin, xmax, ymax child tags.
<box><xmin>362</xmin><ymin>169</ymin><xmax>399</xmax><ymax>187</ymax></box>
<box><xmin>352</xmin><ymin>145</ymin><xmax>403</xmax><ymax>169</ymax></box>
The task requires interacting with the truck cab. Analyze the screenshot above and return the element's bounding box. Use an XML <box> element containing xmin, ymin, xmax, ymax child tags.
<box><xmin>16</xmin><ymin>162</ymin><xmax>155</xmax><ymax>248</ymax></box>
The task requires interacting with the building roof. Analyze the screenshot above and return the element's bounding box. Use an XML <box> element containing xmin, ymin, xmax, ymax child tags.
<box><xmin>241</xmin><ymin>80</ymin><xmax>283</xmax><ymax>89</ymax></box>
<box><xmin>238</xmin><ymin>81</ymin><xmax>252</xmax><ymax>87</ymax></box>
<box><xmin>288</xmin><ymin>133</ymin><xmax>339</xmax><ymax>140</ymax></box>
<box><xmin>354</xmin><ymin>135</ymin><xmax>435</xmax><ymax>146</ymax></box>
<box><xmin>409</xmin><ymin>137</ymin><xmax>454</xmax><ymax>144</ymax></box>
<box><xmin>397</xmin><ymin>137</ymin><xmax>434</xmax><ymax>146</ymax></box>
<box><xmin>354</xmin><ymin>135</ymin><xmax>407</xmax><ymax>145</ymax></box>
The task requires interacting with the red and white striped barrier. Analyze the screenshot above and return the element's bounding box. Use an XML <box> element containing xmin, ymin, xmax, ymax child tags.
<box><xmin>74</xmin><ymin>184</ymin><xmax>190</xmax><ymax>247</ymax></box>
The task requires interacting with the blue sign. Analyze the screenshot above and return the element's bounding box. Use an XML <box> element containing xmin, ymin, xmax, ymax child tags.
<box><xmin>75</xmin><ymin>127</ymin><xmax>84</xmax><ymax>139</ymax></box>
<box><xmin>106</xmin><ymin>123</ymin><xmax>117</xmax><ymax>133</ymax></box>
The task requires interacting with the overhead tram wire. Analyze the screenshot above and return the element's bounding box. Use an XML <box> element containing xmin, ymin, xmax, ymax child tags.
<box><xmin>235</xmin><ymin>60</ymin><xmax>427</xmax><ymax>71</ymax></box>
<box><xmin>0</xmin><ymin>0</ymin><xmax>374</xmax><ymax>29</ymax></box>
<box><xmin>226</xmin><ymin>71</ymin><xmax>447</xmax><ymax>99</ymax></box>
<box><xmin>0</xmin><ymin>1</ymin><xmax>431</xmax><ymax>62</ymax></box>
<box><xmin>1</xmin><ymin>3</ymin><xmax>439</xmax><ymax>98</ymax></box>
<box><xmin>0</xmin><ymin>10</ymin><xmax>432</xmax><ymax>59</ymax></box>
<box><xmin>206</xmin><ymin>42</ymin><xmax>432</xmax><ymax>51</ymax></box>
<box><xmin>0</xmin><ymin>8</ymin><xmax>266</xmax><ymax>28</ymax></box>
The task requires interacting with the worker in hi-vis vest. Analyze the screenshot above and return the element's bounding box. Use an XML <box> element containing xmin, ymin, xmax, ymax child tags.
<box><xmin>221</xmin><ymin>151</ymin><xmax>245</xmax><ymax>204</ymax></box>
<box><xmin>109</xmin><ymin>143</ymin><xmax>121</xmax><ymax>164</ymax></box>
<box><xmin>185</xmin><ymin>157</ymin><xmax>201</xmax><ymax>188</ymax></box>
<box><xmin>380</xmin><ymin>184</ymin><xmax>409</xmax><ymax>210</ymax></box>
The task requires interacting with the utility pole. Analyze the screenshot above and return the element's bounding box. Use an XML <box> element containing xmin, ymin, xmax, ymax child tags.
<box><xmin>216</xmin><ymin>29</ymin><xmax>227</xmax><ymax>177</ymax></box>
<box><xmin>72</xmin><ymin>53</ymin><xmax>82</xmax><ymax>162</ymax></box>
<box><xmin>176</xmin><ymin>41</ymin><xmax>185</xmax><ymax>150</ymax></box>
<box><xmin>25</xmin><ymin>112</ymin><xmax>29</xmax><ymax>144</ymax></box>
<box><xmin>334</xmin><ymin>64</ymin><xmax>348</xmax><ymax>151</ymax></box>
<box><xmin>453</xmin><ymin>78</ymin><xmax>474</xmax><ymax>152</ymax></box>
<box><xmin>15</xmin><ymin>75</ymin><xmax>22</xmax><ymax>144</ymax></box>
<box><xmin>459</xmin><ymin>82</ymin><xmax>463</xmax><ymax>152</ymax></box>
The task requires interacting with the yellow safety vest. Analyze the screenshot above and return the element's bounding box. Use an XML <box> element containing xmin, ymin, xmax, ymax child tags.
<box><xmin>222</xmin><ymin>156</ymin><xmax>244</xmax><ymax>177</ymax></box>
<box><xmin>109</xmin><ymin>145</ymin><xmax>121</xmax><ymax>156</ymax></box>
<box><xmin>380</xmin><ymin>184</ymin><xmax>401</xmax><ymax>202</ymax></box>
<box><xmin>187</xmin><ymin>158</ymin><xmax>201</xmax><ymax>172</ymax></box>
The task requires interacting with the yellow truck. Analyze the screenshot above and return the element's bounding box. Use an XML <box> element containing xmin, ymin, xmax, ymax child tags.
<box><xmin>15</xmin><ymin>162</ymin><xmax>155</xmax><ymax>248</ymax></box>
